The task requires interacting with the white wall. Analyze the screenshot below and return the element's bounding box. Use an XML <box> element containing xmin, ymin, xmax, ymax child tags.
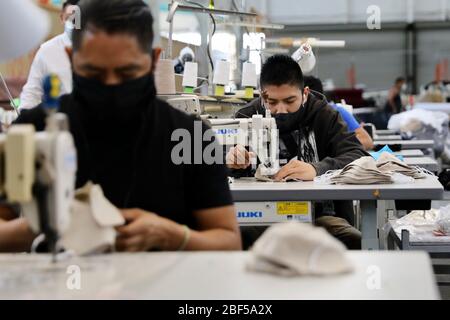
<box><xmin>257</xmin><ymin>0</ymin><xmax>450</xmax><ymax>24</ymax></box>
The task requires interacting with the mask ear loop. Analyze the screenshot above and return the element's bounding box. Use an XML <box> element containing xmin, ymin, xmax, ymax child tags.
<box><xmin>308</xmin><ymin>88</ymin><xmax>329</xmax><ymax>104</ymax></box>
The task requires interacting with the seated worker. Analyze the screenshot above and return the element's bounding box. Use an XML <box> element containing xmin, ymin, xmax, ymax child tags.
<box><xmin>227</xmin><ymin>55</ymin><xmax>368</xmax><ymax>250</ymax></box>
<box><xmin>384</xmin><ymin>77</ymin><xmax>406</xmax><ymax>118</ymax></box>
<box><xmin>20</xmin><ymin>0</ymin><xmax>79</xmax><ymax>110</ymax></box>
<box><xmin>304</xmin><ymin>76</ymin><xmax>374</xmax><ymax>151</ymax></box>
<box><xmin>6</xmin><ymin>0</ymin><xmax>241</xmax><ymax>252</ymax></box>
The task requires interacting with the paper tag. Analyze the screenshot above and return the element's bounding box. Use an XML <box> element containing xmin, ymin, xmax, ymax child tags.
<box><xmin>277</xmin><ymin>202</ymin><xmax>310</xmax><ymax>215</ymax></box>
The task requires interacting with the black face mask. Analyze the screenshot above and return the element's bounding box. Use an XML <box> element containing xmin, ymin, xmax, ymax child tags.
<box><xmin>273</xmin><ymin>104</ymin><xmax>305</xmax><ymax>134</ymax></box>
<box><xmin>72</xmin><ymin>72</ymin><xmax>157</xmax><ymax>124</ymax></box>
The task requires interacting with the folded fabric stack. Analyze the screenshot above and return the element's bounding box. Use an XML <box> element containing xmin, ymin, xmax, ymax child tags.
<box><xmin>315</xmin><ymin>152</ymin><xmax>427</xmax><ymax>185</ymax></box>
<box><xmin>376</xmin><ymin>152</ymin><xmax>425</xmax><ymax>179</ymax></box>
<box><xmin>328</xmin><ymin>156</ymin><xmax>392</xmax><ymax>184</ymax></box>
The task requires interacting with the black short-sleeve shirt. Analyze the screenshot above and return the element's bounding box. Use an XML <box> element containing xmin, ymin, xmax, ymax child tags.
<box><xmin>15</xmin><ymin>95</ymin><xmax>233</xmax><ymax>229</ymax></box>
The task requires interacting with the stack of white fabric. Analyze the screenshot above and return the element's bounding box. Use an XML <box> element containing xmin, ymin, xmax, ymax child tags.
<box><xmin>376</xmin><ymin>152</ymin><xmax>425</xmax><ymax>179</ymax></box>
<box><xmin>315</xmin><ymin>152</ymin><xmax>428</xmax><ymax>185</ymax></box>
<box><xmin>328</xmin><ymin>156</ymin><xmax>392</xmax><ymax>185</ymax></box>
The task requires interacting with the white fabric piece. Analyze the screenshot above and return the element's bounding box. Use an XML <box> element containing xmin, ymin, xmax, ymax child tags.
<box><xmin>254</xmin><ymin>165</ymin><xmax>274</xmax><ymax>182</ymax></box>
<box><xmin>388</xmin><ymin>109</ymin><xmax>448</xmax><ymax>133</ymax></box>
<box><xmin>61</xmin><ymin>183</ymin><xmax>125</xmax><ymax>255</ymax></box>
<box><xmin>391</xmin><ymin>208</ymin><xmax>450</xmax><ymax>243</ymax></box>
<box><xmin>247</xmin><ymin>222</ymin><xmax>354</xmax><ymax>276</ymax></box>
<box><xmin>314</xmin><ymin>153</ymin><xmax>430</xmax><ymax>185</ymax></box>
<box><xmin>254</xmin><ymin>164</ymin><xmax>301</xmax><ymax>182</ymax></box>
<box><xmin>20</xmin><ymin>33</ymin><xmax>72</xmax><ymax>110</ymax></box>
<box><xmin>436</xmin><ymin>205</ymin><xmax>450</xmax><ymax>236</ymax></box>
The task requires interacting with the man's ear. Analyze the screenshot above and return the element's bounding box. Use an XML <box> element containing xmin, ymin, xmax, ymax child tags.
<box><xmin>303</xmin><ymin>86</ymin><xmax>310</xmax><ymax>102</ymax></box>
<box><xmin>151</xmin><ymin>47</ymin><xmax>162</xmax><ymax>73</ymax></box>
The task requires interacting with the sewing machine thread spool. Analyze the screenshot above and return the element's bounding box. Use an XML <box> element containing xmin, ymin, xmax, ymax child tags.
<box><xmin>293</xmin><ymin>43</ymin><xmax>316</xmax><ymax>74</ymax></box>
<box><xmin>213</xmin><ymin>60</ymin><xmax>230</xmax><ymax>96</ymax></box>
<box><xmin>241</xmin><ymin>62</ymin><xmax>257</xmax><ymax>99</ymax></box>
<box><xmin>182</xmin><ymin>62</ymin><xmax>198</xmax><ymax>94</ymax></box>
<box><xmin>155</xmin><ymin>59</ymin><xmax>176</xmax><ymax>94</ymax></box>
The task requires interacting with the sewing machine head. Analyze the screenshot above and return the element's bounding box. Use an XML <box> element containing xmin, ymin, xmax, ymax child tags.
<box><xmin>208</xmin><ymin>114</ymin><xmax>280</xmax><ymax>177</ymax></box>
<box><xmin>159</xmin><ymin>94</ymin><xmax>203</xmax><ymax>117</ymax></box>
<box><xmin>1</xmin><ymin>113</ymin><xmax>77</xmax><ymax>258</ymax></box>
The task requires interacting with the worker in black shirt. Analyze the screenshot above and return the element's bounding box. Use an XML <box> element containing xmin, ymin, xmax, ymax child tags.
<box><xmin>3</xmin><ymin>0</ymin><xmax>241</xmax><ymax>252</ymax></box>
<box><xmin>384</xmin><ymin>77</ymin><xmax>406</xmax><ymax>118</ymax></box>
<box><xmin>227</xmin><ymin>55</ymin><xmax>367</xmax><ymax>249</ymax></box>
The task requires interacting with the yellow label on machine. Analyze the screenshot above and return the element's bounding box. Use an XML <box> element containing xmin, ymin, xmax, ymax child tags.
<box><xmin>277</xmin><ymin>202</ymin><xmax>309</xmax><ymax>215</ymax></box>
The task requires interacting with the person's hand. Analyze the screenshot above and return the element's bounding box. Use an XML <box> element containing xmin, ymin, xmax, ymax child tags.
<box><xmin>115</xmin><ymin>209</ymin><xmax>181</xmax><ymax>252</ymax></box>
<box><xmin>274</xmin><ymin>158</ymin><xmax>317</xmax><ymax>182</ymax></box>
<box><xmin>226</xmin><ymin>144</ymin><xmax>255</xmax><ymax>170</ymax></box>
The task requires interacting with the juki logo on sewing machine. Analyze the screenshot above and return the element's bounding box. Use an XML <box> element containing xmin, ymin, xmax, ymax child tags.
<box><xmin>237</xmin><ymin>211</ymin><xmax>263</xmax><ymax>218</ymax></box>
<box><xmin>214</xmin><ymin>128</ymin><xmax>239</xmax><ymax>135</ymax></box>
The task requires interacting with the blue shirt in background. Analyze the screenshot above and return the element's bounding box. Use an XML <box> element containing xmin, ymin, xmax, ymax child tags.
<box><xmin>330</xmin><ymin>104</ymin><xmax>360</xmax><ymax>132</ymax></box>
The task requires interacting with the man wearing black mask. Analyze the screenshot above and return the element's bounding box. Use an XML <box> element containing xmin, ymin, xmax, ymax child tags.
<box><xmin>8</xmin><ymin>0</ymin><xmax>241</xmax><ymax>252</ymax></box>
<box><xmin>227</xmin><ymin>55</ymin><xmax>367</xmax><ymax>249</ymax></box>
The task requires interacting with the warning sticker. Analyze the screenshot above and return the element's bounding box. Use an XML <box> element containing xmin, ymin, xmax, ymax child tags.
<box><xmin>277</xmin><ymin>202</ymin><xmax>310</xmax><ymax>215</ymax></box>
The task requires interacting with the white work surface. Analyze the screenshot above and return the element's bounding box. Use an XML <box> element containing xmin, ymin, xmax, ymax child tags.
<box><xmin>404</xmin><ymin>157</ymin><xmax>439</xmax><ymax>172</ymax></box>
<box><xmin>376</xmin><ymin>129</ymin><xmax>398</xmax><ymax>135</ymax></box>
<box><xmin>231</xmin><ymin>177</ymin><xmax>443</xmax><ymax>250</ymax></box>
<box><xmin>374</xmin><ymin>140</ymin><xmax>434</xmax><ymax>150</ymax></box>
<box><xmin>352</xmin><ymin>107</ymin><xmax>377</xmax><ymax>115</ymax></box>
<box><xmin>230</xmin><ymin>176</ymin><xmax>442</xmax><ymax>202</ymax></box>
<box><xmin>0</xmin><ymin>252</ymin><xmax>439</xmax><ymax>300</ymax></box>
<box><xmin>374</xmin><ymin>135</ymin><xmax>402</xmax><ymax>141</ymax></box>
<box><xmin>394</xmin><ymin>149</ymin><xmax>424</xmax><ymax>158</ymax></box>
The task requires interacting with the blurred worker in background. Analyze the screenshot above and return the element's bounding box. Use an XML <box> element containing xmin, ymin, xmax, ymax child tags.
<box><xmin>384</xmin><ymin>77</ymin><xmax>406</xmax><ymax>119</ymax></box>
<box><xmin>19</xmin><ymin>0</ymin><xmax>80</xmax><ymax>110</ymax></box>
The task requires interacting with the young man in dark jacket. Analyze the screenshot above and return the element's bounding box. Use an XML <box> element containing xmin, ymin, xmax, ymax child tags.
<box><xmin>227</xmin><ymin>55</ymin><xmax>368</xmax><ymax>249</ymax></box>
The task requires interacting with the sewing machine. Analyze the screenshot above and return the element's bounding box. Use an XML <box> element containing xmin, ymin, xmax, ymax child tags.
<box><xmin>207</xmin><ymin>113</ymin><xmax>280</xmax><ymax>177</ymax></box>
<box><xmin>1</xmin><ymin>114</ymin><xmax>77</xmax><ymax>258</ymax></box>
<box><xmin>159</xmin><ymin>94</ymin><xmax>248</xmax><ymax>120</ymax></box>
<box><xmin>0</xmin><ymin>75</ymin><xmax>77</xmax><ymax>259</ymax></box>
<box><xmin>208</xmin><ymin>114</ymin><xmax>314</xmax><ymax>225</ymax></box>
<box><xmin>159</xmin><ymin>94</ymin><xmax>204</xmax><ymax>117</ymax></box>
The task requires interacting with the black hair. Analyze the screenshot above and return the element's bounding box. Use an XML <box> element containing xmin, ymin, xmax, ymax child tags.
<box><xmin>260</xmin><ymin>54</ymin><xmax>304</xmax><ymax>89</ymax></box>
<box><xmin>304</xmin><ymin>76</ymin><xmax>324</xmax><ymax>94</ymax></box>
<box><xmin>72</xmin><ymin>0</ymin><xmax>154</xmax><ymax>53</ymax></box>
<box><xmin>395</xmin><ymin>77</ymin><xmax>406</xmax><ymax>84</ymax></box>
<box><xmin>63</xmin><ymin>0</ymin><xmax>80</xmax><ymax>9</ymax></box>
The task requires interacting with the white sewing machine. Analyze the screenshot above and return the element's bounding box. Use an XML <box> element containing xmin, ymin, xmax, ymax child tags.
<box><xmin>0</xmin><ymin>112</ymin><xmax>77</xmax><ymax>257</ymax></box>
<box><xmin>207</xmin><ymin>114</ymin><xmax>280</xmax><ymax>177</ymax></box>
<box><xmin>208</xmin><ymin>114</ymin><xmax>313</xmax><ymax>225</ymax></box>
<box><xmin>159</xmin><ymin>94</ymin><xmax>204</xmax><ymax>117</ymax></box>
